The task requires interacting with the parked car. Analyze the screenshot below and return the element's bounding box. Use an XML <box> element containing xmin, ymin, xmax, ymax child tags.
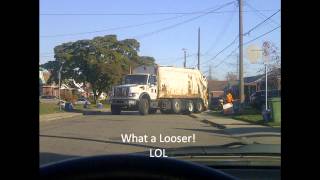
<box><xmin>250</xmin><ymin>90</ymin><xmax>281</xmax><ymax>109</ymax></box>
<box><xmin>209</xmin><ymin>97</ymin><xmax>224</xmax><ymax>111</ymax></box>
<box><xmin>75</xmin><ymin>98</ymin><xmax>91</xmax><ymax>105</ymax></box>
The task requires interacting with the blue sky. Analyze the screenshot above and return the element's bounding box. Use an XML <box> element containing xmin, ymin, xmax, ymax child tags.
<box><xmin>40</xmin><ymin>0</ymin><xmax>280</xmax><ymax>80</ymax></box>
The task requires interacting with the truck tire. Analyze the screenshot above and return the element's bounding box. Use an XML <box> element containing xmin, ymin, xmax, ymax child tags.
<box><xmin>111</xmin><ymin>105</ymin><xmax>121</xmax><ymax>115</ymax></box>
<box><xmin>139</xmin><ymin>98</ymin><xmax>149</xmax><ymax>115</ymax></box>
<box><xmin>194</xmin><ymin>100</ymin><xmax>203</xmax><ymax>113</ymax></box>
<box><xmin>172</xmin><ymin>99</ymin><xmax>182</xmax><ymax>114</ymax></box>
<box><xmin>185</xmin><ymin>101</ymin><xmax>194</xmax><ymax>114</ymax></box>
<box><xmin>149</xmin><ymin>108</ymin><xmax>157</xmax><ymax>114</ymax></box>
<box><xmin>160</xmin><ymin>109</ymin><xmax>169</xmax><ymax>114</ymax></box>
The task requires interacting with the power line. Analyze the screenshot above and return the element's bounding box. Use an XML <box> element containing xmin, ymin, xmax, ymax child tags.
<box><xmin>133</xmin><ymin>1</ymin><xmax>236</xmax><ymax>39</ymax></box>
<box><xmin>244</xmin><ymin>9</ymin><xmax>280</xmax><ymax>36</ymax></box>
<box><xmin>213</xmin><ymin>46</ymin><xmax>238</xmax><ymax>68</ymax></box>
<box><xmin>201</xmin><ymin>10</ymin><xmax>280</xmax><ymax>66</ymax></box>
<box><xmin>201</xmin><ymin>35</ymin><xmax>238</xmax><ymax>66</ymax></box>
<box><xmin>40</xmin><ymin>10</ymin><xmax>278</xmax><ymax>16</ymax></box>
<box><xmin>41</xmin><ymin>15</ymin><xmax>187</xmax><ymax>38</ymax></box>
<box><xmin>213</xmin><ymin>25</ymin><xmax>280</xmax><ymax>68</ymax></box>
<box><xmin>41</xmin><ymin>2</ymin><xmax>235</xmax><ymax>38</ymax></box>
<box><xmin>244</xmin><ymin>1</ymin><xmax>280</xmax><ymax>26</ymax></box>
<box><xmin>243</xmin><ymin>25</ymin><xmax>280</xmax><ymax>45</ymax></box>
<box><xmin>203</xmin><ymin>5</ymin><xmax>237</xmax><ymax>55</ymax></box>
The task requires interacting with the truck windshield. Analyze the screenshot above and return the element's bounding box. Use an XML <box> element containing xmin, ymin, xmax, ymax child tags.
<box><xmin>124</xmin><ymin>75</ymin><xmax>148</xmax><ymax>85</ymax></box>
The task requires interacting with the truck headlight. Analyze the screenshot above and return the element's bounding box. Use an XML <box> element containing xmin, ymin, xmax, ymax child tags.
<box><xmin>128</xmin><ymin>93</ymin><xmax>137</xmax><ymax>97</ymax></box>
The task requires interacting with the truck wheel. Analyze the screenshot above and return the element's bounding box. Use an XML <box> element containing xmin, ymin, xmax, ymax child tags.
<box><xmin>194</xmin><ymin>100</ymin><xmax>203</xmax><ymax>113</ymax></box>
<box><xmin>111</xmin><ymin>105</ymin><xmax>121</xmax><ymax>115</ymax></box>
<box><xmin>160</xmin><ymin>108</ymin><xmax>173</xmax><ymax>114</ymax></box>
<box><xmin>185</xmin><ymin>101</ymin><xmax>194</xmax><ymax>114</ymax></box>
<box><xmin>139</xmin><ymin>98</ymin><xmax>149</xmax><ymax>115</ymax></box>
<box><xmin>172</xmin><ymin>99</ymin><xmax>182</xmax><ymax>114</ymax></box>
<box><xmin>160</xmin><ymin>109</ymin><xmax>168</xmax><ymax>114</ymax></box>
<box><xmin>149</xmin><ymin>108</ymin><xmax>157</xmax><ymax>114</ymax></box>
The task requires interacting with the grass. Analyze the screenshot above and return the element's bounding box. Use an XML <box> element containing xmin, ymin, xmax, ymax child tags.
<box><xmin>209</xmin><ymin>106</ymin><xmax>281</xmax><ymax>127</ymax></box>
<box><xmin>39</xmin><ymin>103</ymin><xmax>61</xmax><ymax>115</ymax></box>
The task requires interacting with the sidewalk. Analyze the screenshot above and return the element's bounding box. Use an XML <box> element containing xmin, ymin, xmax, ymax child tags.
<box><xmin>192</xmin><ymin>111</ymin><xmax>281</xmax><ymax>144</ymax></box>
<box><xmin>40</xmin><ymin>112</ymin><xmax>82</xmax><ymax>122</ymax></box>
<box><xmin>191</xmin><ymin>111</ymin><xmax>250</xmax><ymax>128</ymax></box>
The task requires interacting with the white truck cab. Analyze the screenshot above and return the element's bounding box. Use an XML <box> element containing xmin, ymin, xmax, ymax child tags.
<box><xmin>110</xmin><ymin>65</ymin><xmax>159</xmax><ymax>115</ymax></box>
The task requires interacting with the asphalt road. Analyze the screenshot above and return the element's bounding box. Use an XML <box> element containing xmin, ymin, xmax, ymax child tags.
<box><xmin>40</xmin><ymin>111</ymin><xmax>280</xmax><ymax>165</ymax></box>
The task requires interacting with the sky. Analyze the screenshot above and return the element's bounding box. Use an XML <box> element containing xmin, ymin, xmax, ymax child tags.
<box><xmin>40</xmin><ymin>0</ymin><xmax>281</xmax><ymax>80</ymax></box>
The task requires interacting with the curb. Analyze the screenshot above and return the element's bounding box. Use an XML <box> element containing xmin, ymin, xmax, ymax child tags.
<box><xmin>188</xmin><ymin>114</ymin><xmax>198</xmax><ymax>119</ymax></box>
<box><xmin>201</xmin><ymin>119</ymin><xmax>226</xmax><ymax>129</ymax></box>
<box><xmin>40</xmin><ymin>113</ymin><xmax>82</xmax><ymax>122</ymax></box>
<box><xmin>188</xmin><ymin>113</ymin><xmax>226</xmax><ymax>129</ymax></box>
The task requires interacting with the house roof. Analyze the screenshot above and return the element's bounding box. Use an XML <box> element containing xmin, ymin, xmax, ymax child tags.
<box><xmin>207</xmin><ymin>80</ymin><xmax>238</xmax><ymax>91</ymax></box>
<box><xmin>244</xmin><ymin>68</ymin><xmax>280</xmax><ymax>84</ymax></box>
<box><xmin>207</xmin><ymin>80</ymin><xmax>227</xmax><ymax>91</ymax></box>
<box><xmin>244</xmin><ymin>74</ymin><xmax>264</xmax><ymax>84</ymax></box>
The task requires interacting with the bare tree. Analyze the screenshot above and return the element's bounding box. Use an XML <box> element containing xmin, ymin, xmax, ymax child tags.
<box><xmin>225</xmin><ymin>72</ymin><xmax>238</xmax><ymax>81</ymax></box>
<box><xmin>257</xmin><ymin>42</ymin><xmax>281</xmax><ymax>74</ymax></box>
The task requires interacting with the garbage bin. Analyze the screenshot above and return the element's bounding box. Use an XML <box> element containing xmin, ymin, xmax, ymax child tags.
<box><xmin>270</xmin><ymin>97</ymin><xmax>281</xmax><ymax>123</ymax></box>
<box><xmin>97</xmin><ymin>103</ymin><xmax>103</xmax><ymax>109</ymax></box>
<box><xmin>65</xmin><ymin>102</ymin><xmax>74</xmax><ymax>112</ymax></box>
<box><xmin>262</xmin><ymin>109</ymin><xmax>271</xmax><ymax>121</ymax></box>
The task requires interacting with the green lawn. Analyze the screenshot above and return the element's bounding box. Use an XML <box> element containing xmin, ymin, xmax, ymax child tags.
<box><xmin>209</xmin><ymin>106</ymin><xmax>280</xmax><ymax>127</ymax></box>
<box><xmin>40</xmin><ymin>102</ymin><xmax>111</xmax><ymax>115</ymax></box>
<box><xmin>39</xmin><ymin>103</ymin><xmax>62</xmax><ymax>115</ymax></box>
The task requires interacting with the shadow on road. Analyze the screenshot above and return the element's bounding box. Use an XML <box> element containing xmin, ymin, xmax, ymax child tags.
<box><xmin>40</xmin><ymin>152</ymin><xmax>80</xmax><ymax>166</ymax></box>
<box><xmin>176</xmin><ymin>127</ymin><xmax>281</xmax><ymax>138</ymax></box>
<box><xmin>40</xmin><ymin>134</ymin><xmax>162</xmax><ymax>149</ymax></box>
<box><xmin>80</xmin><ymin>110</ymin><xmax>141</xmax><ymax>116</ymax></box>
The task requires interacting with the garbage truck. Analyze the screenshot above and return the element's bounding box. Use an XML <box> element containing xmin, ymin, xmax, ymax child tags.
<box><xmin>110</xmin><ymin>64</ymin><xmax>208</xmax><ymax>115</ymax></box>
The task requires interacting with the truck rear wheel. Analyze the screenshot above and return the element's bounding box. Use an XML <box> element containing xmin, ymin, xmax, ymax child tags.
<box><xmin>194</xmin><ymin>100</ymin><xmax>203</xmax><ymax>113</ymax></box>
<box><xmin>172</xmin><ymin>99</ymin><xmax>182</xmax><ymax>114</ymax></box>
<box><xmin>185</xmin><ymin>101</ymin><xmax>194</xmax><ymax>114</ymax></box>
<box><xmin>149</xmin><ymin>108</ymin><xmax>157</xmax><ymax>114</ymax></box>
<box><xmin>111</xmin><ymin>105</ymin><xmax>121</xmax><ymax>115</ymax></box>
<box><xmin>139</xmin><ymin>98</ymin><xmax>149</xmax><ymax>115</ymax></box>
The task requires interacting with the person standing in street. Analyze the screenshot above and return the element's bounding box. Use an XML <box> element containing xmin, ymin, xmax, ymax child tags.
<box><xmin>226</xmin><ymin>90</ymin><xmax>234</xmax><ymax>104</ymax></box>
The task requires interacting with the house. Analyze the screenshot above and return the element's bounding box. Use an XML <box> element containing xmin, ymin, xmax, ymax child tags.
<box><xmin>41</xmin><ymin>84</ymin><xmax>59</xmax><ymax>97</ymax></box>
<box><xmin>207</xmin><ymin>80</ymin><xmax>227</xmax><ymax>97</ymax></box>
<box><xmin>207</xmin><ymin>80</ymin><xmax>238</xmax><ymax>98</ymax></box>
<box><xmin>244</xmin><ymin>68</ymin><xmax>281</xmax><ymax>95</ymax></box>
<box><xmin>40</xmin><ymin>67</ymin><xmax>52</xmax><ymax>96</ymax></box>
<box><xmin>225</xmin><ymin>68</ymin><xmax>281</xmax><ymax>102</ymax></box>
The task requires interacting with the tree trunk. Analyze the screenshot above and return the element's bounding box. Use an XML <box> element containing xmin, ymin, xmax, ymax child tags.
<box><xmin>92</xmin><ymin>89</ymin><xmax>98</xmax><ymax>104</ymax></box>
<box><xmin>97</xmin><ymin>91</ymin><xmax>102</xmax><ymax>103</ymax></box>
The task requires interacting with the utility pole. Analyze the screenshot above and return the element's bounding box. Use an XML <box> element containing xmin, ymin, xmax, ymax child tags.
<box><xmin>197</xmin><ymin>27</ymin><xmax>200</xmax><ymax>70</ymax></box>
<box><xmin>236</xmin><ymin>54</ymin><xmax>239</xmax><ymax>80</ymax></box>
<box><xmin>238</xmin><ymin>0</ymin><xmax>245</xmax><ymax>105</ymax></box>
<box><xmin>208</xmin><ymin>65</ymin><xmax>212</xmax><ymax>80</ymax></box>
<box><xmin>182</xmin><ymin>48</ymin><xmax>187</xmax><ymax>68</ymax></box>
<box><xmin>58</xmin><ymin>62</ymin><xmax>64</xmax><ymax>111</ymax></box>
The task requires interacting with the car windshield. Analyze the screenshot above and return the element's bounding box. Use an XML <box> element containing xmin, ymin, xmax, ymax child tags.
<box><xmin>124</xmin><ymin>75</ymin><xmax>148</xmax><ymax>85</ymax></box>
<box><xmin>39</xmin><ymin>0</ymin><xmax>281</xmax><ymax>172</ymax></box>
